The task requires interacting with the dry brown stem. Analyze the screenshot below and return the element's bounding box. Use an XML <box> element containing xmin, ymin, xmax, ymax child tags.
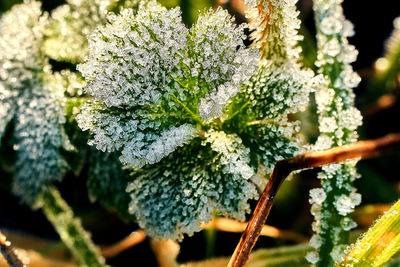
<box><xmin>101</xmin><ymin>230</ymin><xmax>146</xmax><ymax>258</ymax></box>
<box><xmin>150</xmin><ymin>239</ymin><xmax>180</xmax><ymax>267</ymax></box>
<box><xmin>228</xmin><ymin>133</ymin><xmax>400</xmax><ymax>267</ymax></box>
<box><xmin>202</xmin><ymin>218</ymin><xmax>307</xmax><ymax>243</ymax></box>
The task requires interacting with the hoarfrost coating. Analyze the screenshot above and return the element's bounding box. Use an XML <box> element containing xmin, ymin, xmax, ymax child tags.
<box><xmin>77</xmin><ymin>3</ymin><xmax>260</xmax><ymax>168</ymax></box>
<box><xmin>0</xmin><ymin>1</ymin><xmax>68</xmax><ymax>206</ymax></box>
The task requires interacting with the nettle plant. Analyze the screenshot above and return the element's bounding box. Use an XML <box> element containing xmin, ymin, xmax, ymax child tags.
<box><xmin>0</xmin><ymin>0</ymin><xmax>400</xmax><ymax>266</ymax></box>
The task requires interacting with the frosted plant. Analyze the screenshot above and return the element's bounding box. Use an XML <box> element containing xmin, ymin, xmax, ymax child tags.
<box><xmin>307</xmin><ymin>0</ymin><xmax>363</xmax><ymax>266</ymax></box>
<box><xmin>233</xmin><ymin>0</ymin><xmax>321</xmax><ymax>171</ymax></box>
<box><xmin>77</xmin><ymin>0</ymin><xmax>316</xmax><ymax>239</ymax></box>
<box><xmin>244</xmin><ymin>0</ymin><xmax>303</xmax><ymax>62</ymax></box>
<box><xmin>44</xmin><ymin>0</ymin><xmax>149</xmax><ymax>63</ymax></box>
<box><xmin>77</xmin><ymin>2</ymin><xmax>259</xmax><ymax>168</ymax></box>
<box><xmin>126</xmin><ymin>137</ymin><xmax>259</xmax><ymax>240</ymax></box>
<box><xmin>87</xmin><ymin>149</ymin><xmax>134</xmax><ymax>220</ymax></box>
<box><xmin>0</xmin><ymin>1</ymin><xmax>69</xmax><ymax>206</ymax></box>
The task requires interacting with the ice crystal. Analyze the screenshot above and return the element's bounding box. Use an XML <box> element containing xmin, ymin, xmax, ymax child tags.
<box><xmin>309</xmin><ymin>188</ymin><xmax>327</xmax><ymax>205</ymax></box>
<box><xmin>310</xmin><ymin>0</ymin><xmax>363</xmax><ymax>265</ymax></box>
<box><xmin>193</xmin><ymin>9</ymin><xmax>259</xmax><ymax>120</ymax></box>
<box><xmin>0</xmin><ymin>1</ymin><xmax>68</xmax><ymax>206</ymax></box>
<box><xmin>306</xmin><ymin>251</ymin><xmax>319</xmax><ymax>264</ymax></box>
<box><xmin>50</xmin><ymin>70</ymin><xmax>86</xmax><ymax>97</ymax></box>
<box><xmin>330</xmin><ymin>244</ymin><xmax>347</xmax><ymax>263</ymax></box>
<box><xmin>335</xmin><ymin>192</ymin><xmax>361</xmax><ymax>216</ymax></box>
<box><xmin>0</xmin><ymin>1</ymin><xmax>47</xmax><ymax>85</ymax></box>
<box><xmin>341</xmin><ymin>217</ymin><xmax>357</xmax><ymax>231</ymax></box>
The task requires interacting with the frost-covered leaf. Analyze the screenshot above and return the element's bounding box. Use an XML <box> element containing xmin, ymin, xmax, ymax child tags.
<box><xmin>191</xmin><ymin>9</ymin><xmax>260</xmax><ymax>120</ymax></box>
<box><xmin>0</xmin><ymin>0</ymin><xmax>48</xmax><ymax>86</ymax></box>
<box><xmin>87</xmin><ymin>149</ymin><xmax>134</xmax><ymax>220</ymax></box>
<box><xmin>244</xmin><ymin>61</ymin><xmax>317</xmax><ymax>120</ymax></box>
<box><xmin>77</xmin><ymin>3</ymin><xmax>259</xmax><ymax>168</ymax></box>
<box><xmin>0</xmin><ymin>1</ymin><xmax>69</xmax><ymax>206</ymax></box>
<box><xmin>224</xmin><ymin>61</ymin><xmax>318</xmax><ymax>170</ymax></box>
<box><xmin>126</xmin><ymin>139</ymin><xmax>259</xmax><ymax>240</ymax></box>
<box><xmin>43</xmin><ymin>0</ymin><xmax>149</xmax><ymax>63</ymax></box>
<box><xmin>13</xmin><ymin>89</ymin><xmax>68</xmax><ymax>206</ymax></box>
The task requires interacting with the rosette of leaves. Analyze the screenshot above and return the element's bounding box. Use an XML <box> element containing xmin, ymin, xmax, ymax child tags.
<box><xmin>0</xmin><ymin>1</ymin><xmax>70</xmax><ymax>207</ymax></box>
<box><xmin>78</xmin><ymin>1</ymin><xmax>316</xmax><ymax>240</ymax></box>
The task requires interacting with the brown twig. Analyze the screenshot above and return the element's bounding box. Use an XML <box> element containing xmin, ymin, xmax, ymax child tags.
<box><xmin>202</xmin><ymin>218</ymin><xmax>307</xmax><ymax>243</ymax></box>
<box><xmin>0</xmin><ymin>231</ymin><xmax>25</xmax><ymax>267</ymax></box>
<box><xmin>228</xmin><ymin>133</ymin><xmax>400</xmax><ymax>267</ymax></box>
<box><xmin>150</xmin><ymin>239</ymin><xmax>180</xmax><ymax>267</ymax></box>
<box><xmin>101</xmin><ymin>230</ymin><xmax>146</xmax><ymax>258</ymax></box>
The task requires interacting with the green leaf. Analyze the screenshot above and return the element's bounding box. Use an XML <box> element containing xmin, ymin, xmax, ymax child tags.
<box><xmin>337</xmin><ymin>199</ymin><xmax>400</xmax><ymax>267</ymax></box>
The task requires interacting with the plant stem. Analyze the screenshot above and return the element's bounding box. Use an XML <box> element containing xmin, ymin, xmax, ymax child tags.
<box><xmin>312</xmin><ymin>0</ymin><xmax>363</xmax><ymax>264</ymax></box>
<box><xmin>202</xmin><ymin>218</ymin><xmax>307</xmax><ymax>243</ymax></box>
<box><xmin>41</xmin><ymin>187</ymin><xmax>108</xmax><ymax>267</ymax></box>
<box><xmin>228</xmin><ymin>133</ymin><xmax>400</xmax><ymax>267</ymax></box>
<box><xmin>101</xmin><ymin>230</ymin><xmax>146</xmax><ymax>258</ymax></box>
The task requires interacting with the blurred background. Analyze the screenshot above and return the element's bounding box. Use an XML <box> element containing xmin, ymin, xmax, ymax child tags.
<box><xmin>0</xmin><ymin>0</ymin><xmax>399</xmax><ymax>266</ymax></box>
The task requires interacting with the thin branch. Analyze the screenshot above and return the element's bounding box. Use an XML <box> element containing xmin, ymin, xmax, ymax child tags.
<box><xmin>228</xmin><ymin>133</ymin><xmax>400</xmax><ymax>267</ymax></box>
<box><xmin>0</xmin><ymin>231</ymin><xmax>25</xmax><ymax>267</ymax></box>
<box><xmin>202</xmin><ymin>218</ymin><xmax>307</xmax><ymax>243</ymax></box>
<box><xmin>101</xmin><ymin>230</ymin><xmax>146</xmax><ymax>258</ymax></box>
<box><xmin>150</xmin><ymin>239</ymin><xmax>180</xmax><ymax>267</ymax></box>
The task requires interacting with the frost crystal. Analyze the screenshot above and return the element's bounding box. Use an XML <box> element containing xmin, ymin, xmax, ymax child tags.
<box><xmin>13</xmin><ymin>86</ymin><xmax>67</xmax><ymax>205</ymax></box>
<box><xmin>0</xmin><ymin>1</ymin><xmax>68</xmax><ymax>206</ymax></box>
<box><xmin>233</xmin><ymin>0</ymin><xmax>320</xmax><ymax>172</ymax></box>
<box><xmin>306</xmin><ymin>251</ymin><xmax>319</xmax><ymax>264</ymax></box>
<box><xmin>309</xmin><ymin>188</ymin><xmax>327</xmax><ymax>205</ymax></box>
<box><xmin>335</xmin><ymin>192</ymin><xmax>361</xmax><ymax>216</ymax></box>
<box><xmin>341</xmin><ymin>217</ymin><xmax>357</xmax><ymax>231</ymax></box>
<box><xmin>310</xmin><ymin>0</ymin><xmax>363</xmax><ymax>265</ymax></box>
